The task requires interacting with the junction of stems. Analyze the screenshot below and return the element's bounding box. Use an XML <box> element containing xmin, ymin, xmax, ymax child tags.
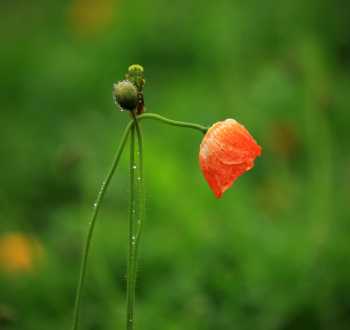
<box><xmin>71</xmin><ymin>112</ymin><xmax>206</xmax><ymax>330</ymax></box>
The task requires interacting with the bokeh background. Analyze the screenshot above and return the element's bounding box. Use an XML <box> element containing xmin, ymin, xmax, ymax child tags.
<box><xmin>1</xmin><ymin>0</ymin><xmax>350</xmax><ymax>329</ymax></box>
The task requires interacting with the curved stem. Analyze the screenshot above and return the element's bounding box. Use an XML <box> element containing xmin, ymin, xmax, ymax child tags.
<box><xmin>137</xmin><ymin>113</ymin><xmax>208</xmax><ymax>134</ymax></box>
<box><xmin>71</xmin><ymin>111</ymin><xmax>205</xmax><ymax>330</ymax></box>
<box><xmin>71</xmin><ymin>120</ymin><xmax>133</xmax><ymax>330</ymax></box>
<box><xmin>126</xmin><ymin>123</ymin><xmax>137</xmax><ymax>330</ymax></box>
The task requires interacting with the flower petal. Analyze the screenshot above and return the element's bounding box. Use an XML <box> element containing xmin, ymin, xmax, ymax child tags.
<box><xmin>199</xmin><ymin>119</ymin><xmax>261</xmax><ymax>198</ymax></box>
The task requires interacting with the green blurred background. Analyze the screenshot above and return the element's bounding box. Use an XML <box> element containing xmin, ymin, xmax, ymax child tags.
<box><xmin>1</xmin><ymin>0</ymin><xmax>350</xmax><ymax>329</ymax></box>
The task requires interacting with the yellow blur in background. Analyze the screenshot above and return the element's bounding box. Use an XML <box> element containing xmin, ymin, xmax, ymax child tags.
<box><xmin>0</xmin><ymin>233</ymin><xmax>44</xmax><ymax>274</ymax></box>
<box><xmin>0</xmin><ymin>0</ymin><xmax>350</xmax><ymax>329</ymax></box>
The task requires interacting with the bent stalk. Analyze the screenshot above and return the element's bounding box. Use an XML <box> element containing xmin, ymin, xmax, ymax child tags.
<box><xmin>72</xmin><ymin>112</ymin><xmax>205</xmax><ymax>330</ymax></box>
<box><xmin>71</xmin><ymin>120</ymin><xmax>133</xmax><ymax>330</ymax></box>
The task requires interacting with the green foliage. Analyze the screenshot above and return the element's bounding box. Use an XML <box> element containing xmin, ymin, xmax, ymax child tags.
<box><xmin>0</xmin><ymin>0</ymin><xmax>350</xmax><ymax>329</ymax></box>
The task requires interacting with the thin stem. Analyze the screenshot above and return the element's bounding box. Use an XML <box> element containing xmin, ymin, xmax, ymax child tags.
<box><xmin>126</xmin><ymin>113</ymin><xmax>145</xmax><ymax>330</ymax></box>
<box><xmin>133</xmin><ymin>115</ymin><xmax>144</xmax><ymax>254</ymax></box>
<box><xmin>71</xmin><ymin>120</ymin><xmax>133</xmax><ymax>330</ymax></box>
<box><xmin>126</xmin><ymin>123</ymin><xmax>137</xmax><ymax>330</ymax></box>
<box><xmin>137</xmin><ymin>113</ymin><xmax>208</xmax><ymax>134</ymax></box>
<box><xmin>71</xmin><ymin>111</ymin><xmax>205</xmax><ymax>330</ymax></box>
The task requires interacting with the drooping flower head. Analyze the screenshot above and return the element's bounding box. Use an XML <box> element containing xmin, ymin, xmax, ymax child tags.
<box><xmin>199</xmin><ymin>119</ymin><xmax>262</xmax><ymax>198</ymax></box>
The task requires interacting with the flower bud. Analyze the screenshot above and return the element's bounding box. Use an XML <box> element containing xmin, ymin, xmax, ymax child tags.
<box><xmin>126</xmin><ymin>64</ymin><xmax>145</xmax><ymax>91</ymax></box>
<box><xmin>113</xmin><ymin>80</ymin><xmax>138</xmax><ymax>111</ymax></box>
<box><xmin>128</xmin><ymin>64</ymin><xmax>144</xmax><ymax>74</ymax></box>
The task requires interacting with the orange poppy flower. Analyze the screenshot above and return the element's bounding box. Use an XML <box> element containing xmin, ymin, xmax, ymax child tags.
<box><xmin>199</xmin><ymin>119</ymin><xmax>262</xmax><ymax>198</ymax></box>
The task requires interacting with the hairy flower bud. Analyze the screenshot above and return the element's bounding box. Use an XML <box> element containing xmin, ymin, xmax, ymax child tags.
<box><xmin>113</xmin><ymin>80</ymin><xmax>138</xmax><ymax>111</ymax></box>
<box><xmin>126</xmin><ymin>64</ymin><xmax>145</xmax><ymax>91</ymax></box>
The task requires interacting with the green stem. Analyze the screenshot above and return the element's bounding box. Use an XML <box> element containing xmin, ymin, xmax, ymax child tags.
<box><xmin>126</xmin><ymin>123</ymin><xmax>137</xmax><ymax>330</ymax></box>
<box><xmin>71</xmin><ymin>112</ymin><xmax>205</xmax><ymax>330</ymax></box>
<box><xmin>71</xmin><ymin>120</ymin><xmax>133</xmax><ymax>330</ymax></box>
<box><xmin>133</xmin><ymin>114</ymin><xmax>145</xmax><ymax>254</ymax></box>
<box><xmin>126</xmin><ymin>113</ymin><xmax>145</xmax><ymax>330</ymax></box>
<box><xmin>137</xmin><ymin>113</ymin><xmax>208</xmax><ymax>133</ymax></box>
